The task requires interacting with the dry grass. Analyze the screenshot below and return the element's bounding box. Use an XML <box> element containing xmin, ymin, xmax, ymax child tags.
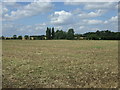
<box><xmin>2</xmin><ymin>40</ymin><xmax>118</xmax><ymax>88</ymax></box>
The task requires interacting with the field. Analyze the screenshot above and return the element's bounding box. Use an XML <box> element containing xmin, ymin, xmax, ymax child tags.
<box><xmin>2</xmin><ymin>40</ymin><xmax>118</xmax><ymax>88</ymax></box>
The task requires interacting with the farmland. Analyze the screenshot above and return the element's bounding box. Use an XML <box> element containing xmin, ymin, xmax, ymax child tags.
<box><xmin>2</xmin><ymin>40</ymin><xmax>118</xmax><ymax>88</ymax></box>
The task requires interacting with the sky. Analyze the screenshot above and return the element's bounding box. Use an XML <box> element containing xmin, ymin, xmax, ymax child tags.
<box><xmin>1</xmin><ymin>1</ymin><xmax>119</xmax><ymax>37</ymax></box>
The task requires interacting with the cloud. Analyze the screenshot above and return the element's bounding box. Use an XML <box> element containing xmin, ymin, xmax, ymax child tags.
<box><xmin>84</xmin><ymin>2</ymin><xmax>117</xmax><ymax>10</ymax></box>
<box><xmin>49</xmin><ymin>5</ymin><xmax>118</xmax><ymax>33</ymax></box>
<box><xmin>78</xmin><ymin>9</ymin><xmax>105</xmax><ymax>18</ymax></box>
<box><xmin>109</xmin><ymin>16</ymin><xmax>118</xmax><ymax>22</ymax></box>
<box><xmin>102</xmin><ymin>16</ymin><xmax>118</xmax><ymax>32</ymax></box>
<box><xmin>3</xmin><ymin>8</ymin><xmax>8</xmax><ymax>13</ymax></box>
<box><xmin>0</xmin><ymin>2</ymin><xmax>2</xmax><ymax>20</ymax></box>
<box><xmin>71</xmin><ymin>8</ymin><xmax>83</xmax><ymax>14</ymax></box>
<box><xmin>3</xmin><ymin>0</ymin><xmax>17</xmax><ymax>2</ymax></box>
<box><xmin>3</xmin><ymin>2</ymin><xmax>53</xmax><ymax>21</ymax></box>
<box><xmin>2</xmin><ymin>23</ymin><xmax>47</xmax><ymax>36</ymax></box>
<box><xmin>64</xmin><ymin>2</ymin><xmax>82</xmax><ymax>5</ymax></box>
<box><xmin>2</xmin><ymin>2</ymin><xmax>118</xmax><ymax>36</ymax></box>
<box><xmin>34</xmin><ymin>23</ymin><xmax>47</xmax><ymax>31</ymax></box>
<box><xmin>50</xmin><ymin>10</ymin><xmax>73</xmax><ymax>25</ymax></box>
<box><xmin>64</xmin><ymin>0</ymin><xmax>119</xmax><ymax>3</ymax></box>
<box><xmin>79</xmin><ymin>26</ymin><xmax>85</xmax><ymax>29</ymax></box>
<box><xmin>83</xmin><ymin>19</ymin><xmax>103</xmax><ymax>24</ymax></box>
<box><xmin>104</xmin><ymin>16</ymin><xmax>118</xmax><ymax>24</ymax></box>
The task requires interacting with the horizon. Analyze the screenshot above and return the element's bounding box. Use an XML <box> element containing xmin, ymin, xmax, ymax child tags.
<box><xmin>1</xmin><ymin>29</ymin><xmax>119</xmax><ymax>37</ymax></box>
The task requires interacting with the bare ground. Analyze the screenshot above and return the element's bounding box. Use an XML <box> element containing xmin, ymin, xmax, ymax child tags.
<box><xmin>2</xmin><ymin>40</ymin><xmax>118</xmax><ymax>88</ymax></box>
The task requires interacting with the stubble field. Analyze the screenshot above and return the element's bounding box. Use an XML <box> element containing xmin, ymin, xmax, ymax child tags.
<box><xmin>2</xmin><ymin>40</ymin><xmax>118</xmax><ymax>88</ymax></box>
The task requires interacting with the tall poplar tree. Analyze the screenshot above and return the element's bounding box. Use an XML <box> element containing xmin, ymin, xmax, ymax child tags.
<box><xmin>46</xmin><ymin>27</ymin><xmax>51</xmax><ymax>40</ymax></box>
<box><xmin>52</xmin><ymin>27</ymin><xmax>55</xmax><ymax>39</ymax></box>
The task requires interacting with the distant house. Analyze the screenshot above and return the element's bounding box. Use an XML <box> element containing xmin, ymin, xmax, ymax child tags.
<box><xmin>4</xmin><ymin>37</ymin><xmax>13</xmax><ymax>40</ymax></box>
<box><xmin>74</xmin><ymin>36</ymin><xmax>86</xmax><ymax>40</ymax></box>
<box><xmin>30</xmin><ymin>37</ymin><xmax>34</xmax><ymax>40</ymax></box>
<box><xmin>30</xmin><ymin>35</ymin><xmax>46</xmax><ymax>40</ymax></box>
<box><xmin>22</xmin><ymin>37</ymin><xmax>30</xmax><ymax>40</ymax></box>
<box><xmin>22</xmin><ymin>35</ymin><xmax>46</xmax><ymax>40</ymax></box>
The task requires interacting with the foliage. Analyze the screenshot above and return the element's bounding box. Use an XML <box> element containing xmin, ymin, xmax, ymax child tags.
<box><xmin>46</xmin><ymin>27</ymin><xmax>51</xmax><ymax>40</ymax></box>
<box><xmin>51</xmin><ymin>27</ymin><xmax>55</xmax><ymax>39</ymax></box>
<box><xmin>66</xmin><ymin>28</ymin><xmax>75</xmax><ymax>40</ymax></box>
<box><xmin>83</xmin><ymin>30</ymin><xmax>120</xmax><ymax>40</ymax></box>
<box><xmin>24</xmin><ymin>35</ymin><xmax>29</xmax><ymax>40</ymax></box>
<box><xmin>13</xmin><ymin>35</ymin><xmax>17</xmax><ymax>39</ymax></box>
<box><xmin>55</xmin><ymin>30</ymin><xmax>67</xmax><ymax>39</ymax></box>
<box><xmin>18</xmin><ymin>36</ymin><xmax>22</xmax><ymax>40</ymax></box>
<box><xmin>1</xmin><ymin>36</ymin><xmax>5</xmax><ymax>39</ymax></box>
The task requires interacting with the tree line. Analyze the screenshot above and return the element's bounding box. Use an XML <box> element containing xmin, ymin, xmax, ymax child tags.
<box><xmin>46</xmin><ymin>28</ymin><xmax>120</xmax><ymax>40</ymax></box>
<box><xmin>1</xmin><ymin>27</ymin><xmax>120</xmax><ymax>40</ymax></box>
<box><xmin>82</xmin><ymin>30</ymin><xmax>120</xmax><ymax>40</ymax></box>
<box><xmin>46</xmin><ymin>27</ymin><xmax>74</xmax><ymax>40</ymax></box>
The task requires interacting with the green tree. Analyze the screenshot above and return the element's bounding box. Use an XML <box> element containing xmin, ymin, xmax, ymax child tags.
<box><xmin>55</xmin><ymin>30</ymin><xmax>67</xmax><ymax>39</ymax></box>
<box><xmin>24</xmin><ymin>35</ymin><xmax>29</xmax><ymax>40</ymax></box>
<box><xmin>83</xmin><ymin>30</ymin><xmax>120</xmax><ymax>40</ymax></box>
<box><xmin>51</xmin><ymin>27</ymin><xmax>55</xmax><ymax>39</ymax></box>
<box><xmin>1</xmin><ymin>36</ymin><xmax>5</xmax><ymax>40</ymax></box>
<box><xmin>46</xmin><ymin>27</ymin><xmax>51</xmax><ymax>40</ymax></box>
<box><xmin>18</xmin><ymin>36</ymin><xmax>22</xmax><ymax>40</ymax></box>
<box><xmin>66</xmin><ymin>28</ymin><xmax>75</xmax><ymax>40</ymax></box>
<box><xmin>55</xmin><ymin>30</ymin><xmax>59</xmax><ymax>39</ymax></box>
<box><xmin>13</xmin><ymin>35</ymin><xmax>17</xmax><ymax>39</ymax></box>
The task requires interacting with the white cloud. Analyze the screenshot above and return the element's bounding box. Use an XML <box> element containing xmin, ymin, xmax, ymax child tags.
<box><xmin>50</xmin><ymin>10</ymin><xmax>73</xmax><ymax>25</ymax></box>
<box><xmin>104</xmin><ymin>21</ymin><xmax>108</xmax><ymax>24</ymax></box>
<box><xmin>102</xmin><ymin>16</ymin><xmax>118</xmax><ymax>32</ymax></box>
<box><xmin>78</xmin><ymin>9</ymin><xmax>105</xmax><ymax>18</ymax></box>
<box><xmin>2</xmin><ymin>2</ymin><xmax>118</xmax><ymax>35</ymax></box>
<box><xmin>71</xmin><ymin>8</ymin><xmax>83</xmax><ymax>14</ymax></box>
<box><xmin>79</xmin><ymin>26</ymin><xmax>85</xmax><ymax>29</ymax></box>
<box><xmin>64</xmin><ymin>2</ymin><xmax>82</xmax><ymax>5</ymax></box>
<box><xmin>3</xmin><ymin>0</ymin><xmax>17</xmax><ymax>2</ymax></box>
<box><xmin>109</xmin><ymin>16</ymin><xmax>118</xmax><ymax>22</ymax></box>
<box><xmin>83</xmin><ymin>19</ymin><xmax>103</xmax><ymax>24</ymax></box>
<box><xmin>3</xmin><ymin>2</ymin><xmax>53</xmax><ymax>21</ymax></box>
<box><xmin>34</xmin><ymin>23</ymin><xmax>46</xmax><ymax>30</ymax></box>
<box><xmin>0</xmin><ymin>2</ymin><xmax>2</xmax><ymax>20</ymax></box>
<box><xmin>104</xmin><ymin>16</ymin><xmax>118</xmax><ymax>24</ymax></box>
<box><xmin>3</xmin><ymin>2</ymin><xmax>17</xmax><ymax>6</ymax></box>
<box><xmin>64</xmin><ymin>0</ymin><xmax>119</xmax><ymax>3</ymax></box>
<box><xmin>84</xmin><ymin>2</ymin><xmax>117</xmax><ymax>10</ymax></box>
<box><xmin>3</xmin><ymin>8</ymin><xmax>8</xmax><ymax>13</ymax></box>
<box><xmin>54</xmin><ymin>26</ymin><xmax>63</xmax><ymax>30</ymax></box>
<box><xmin>2</xmin><ymin>22</ymin><xmax>47</xmax><ymax>36</ymax></box>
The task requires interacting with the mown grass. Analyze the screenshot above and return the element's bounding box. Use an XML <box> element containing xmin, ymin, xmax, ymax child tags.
<box><xmin>2</xmin><ymin>40</ymin><xmax>118</xmax><ymax>88</ymax></box>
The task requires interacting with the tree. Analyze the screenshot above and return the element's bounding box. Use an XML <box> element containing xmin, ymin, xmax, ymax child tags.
<box><xmin>66</xmin><ymin>28</ymin><xmax>75</xmax><ymax>40</ymax></box>
<box><xmin>83</xmin><ymin>30</ymin><xmax>120</xmax><ymax>40</ymax></box>
<box><xmin>24</xmin><ymin>35</ymin><xmax>29</xmax><ymax>40</ymax></box>
<box><xmin>51</xmin><ymin>27</ymin><xmax>55</xmax><ymax>39</ymax></box>
<box><xmin>1</xmin><ymin>36</ymin><xmax>5</xmax><ymax>40</ymax></box>
<box><xmin>55</xmin><ymin>30</ymin><xmax>67</xmax><ymax>39</ymax></box>
<box><xmin>55</xmin><ymin>30</ymin><xmax>59</xmax><ymax>39</ymax></box>
<box><xmin>13</xmin><ymin>35</ymin><xmax>17</xmax><ymax>39</ymax></box>
<box><xmin>18</xmin><ymin>36</ymin><xmax>22</xmax><ymax>40</ymax></box>
<box><xmin>46</xmin><ymin>27</ymin><xmax>51</xmax><ymax>40</ymax></box>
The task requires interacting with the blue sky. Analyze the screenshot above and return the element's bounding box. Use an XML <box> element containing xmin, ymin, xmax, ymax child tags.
<box><xmin>1</xmin><ymin>2</ymin><xmax>118</xmax><ymax>36</ymax></box>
